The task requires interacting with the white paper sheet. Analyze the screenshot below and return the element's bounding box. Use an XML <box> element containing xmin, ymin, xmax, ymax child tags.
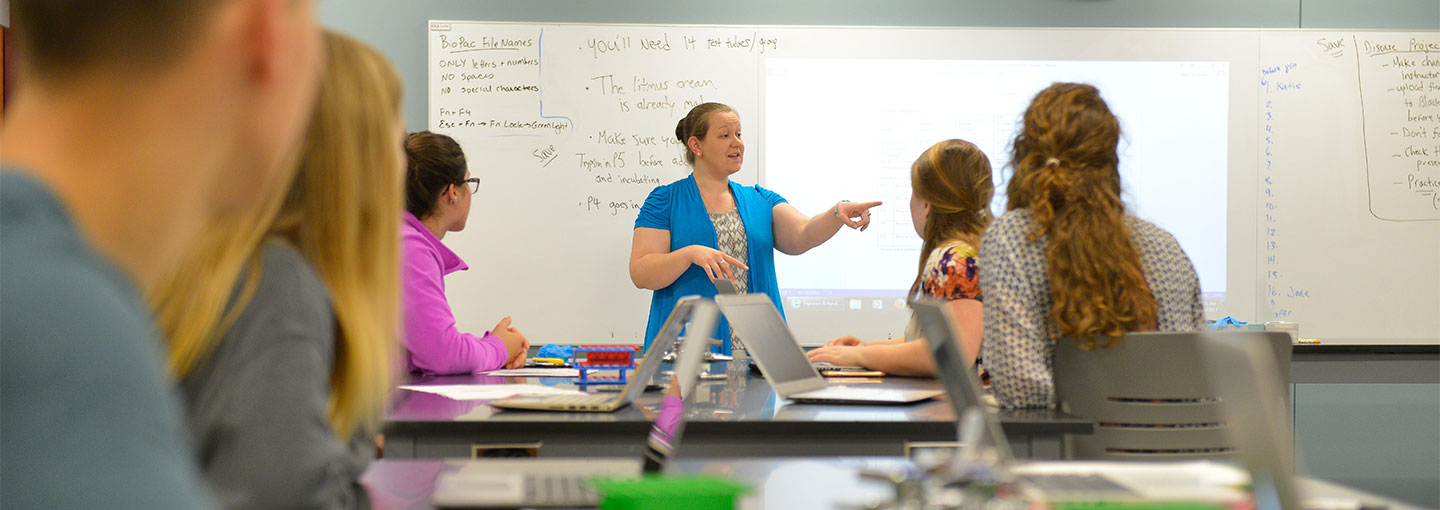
<box><xmin>398</xmin><ymin>384</ymin><xmax>586</xmax><ymax>401</ymax></box>
<box><xmin>482</xmin><ymin>368</ymin><xmax>582</xmax><ymax>377</ymax></box>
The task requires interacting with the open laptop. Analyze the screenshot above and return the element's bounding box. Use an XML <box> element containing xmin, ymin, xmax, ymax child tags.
<box><xmin>1199</xmin><ymin>332</ymin><xmax>1302</xmax><ymax>510</ymax></box>
<box><xmin>714</xmin><ymin>293</ymin><xmax>943</xmax><ymax>404</ymax></box>
<box><xmin>489</xmin><ymin>296</ymin><xmax>701</xmax><ymax>412</ymax></box>
<box><xmin>911</xmin><ymin>299</ymin><xmax>1248</xmax><ymax>505</ymax></box>
<box><xmin>909</xmin><ymin>299</ymin><xmax>1013</xmax><ymax>462</ymax></box>
<box><xmin>430</xmin><ymin>299</ymin><xmax>719</xmax><ymax>509</ymax></box>
<box><xmin>713</xmin><ymin>281</ymin><xmax>867</xmax><ymax>375</ymax></box>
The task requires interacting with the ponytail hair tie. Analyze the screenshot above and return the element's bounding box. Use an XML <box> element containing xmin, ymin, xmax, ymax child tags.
<box><xmin>1044</xmin><ymin>157</ymin><xmax>1061</xmax><ymax>167</ymax></box>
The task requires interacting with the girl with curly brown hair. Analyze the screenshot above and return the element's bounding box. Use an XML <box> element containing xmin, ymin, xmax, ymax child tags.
<box><xmin>980</xmin><ymin>83</ymin><xmax>1206</xmax><ymax>409</ymax></box>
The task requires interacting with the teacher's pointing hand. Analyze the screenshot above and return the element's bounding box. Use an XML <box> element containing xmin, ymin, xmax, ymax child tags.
<box><xmin>835</xmin><ymin>200</ymin><xmax>883</xmax><ymax>231</ymax></box>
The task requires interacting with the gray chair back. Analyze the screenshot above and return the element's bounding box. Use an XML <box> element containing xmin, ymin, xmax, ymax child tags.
<box><xmin>1053</xmin><ymin>331</ymin><xmax>1291</xmax><ymax>461</ymax></box>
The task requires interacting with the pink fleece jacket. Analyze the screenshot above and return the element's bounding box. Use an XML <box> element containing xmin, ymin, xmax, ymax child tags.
<box><xmin>400</xmin><ymin>212</ymin><xmax>508</xmax><ymax>375</ymax></box>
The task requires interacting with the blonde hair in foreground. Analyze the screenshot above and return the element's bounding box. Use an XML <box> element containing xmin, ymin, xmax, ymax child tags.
<box><xmin>150</xmin><ymin>31</ymin><xmax>405</xmax><ymax>439</ymax></box>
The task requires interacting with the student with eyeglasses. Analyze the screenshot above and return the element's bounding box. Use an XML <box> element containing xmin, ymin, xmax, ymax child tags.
<box><xmin>400</xmin><ymin>131</ymin><xmax>529</xmax><ymax>375</ymax></box>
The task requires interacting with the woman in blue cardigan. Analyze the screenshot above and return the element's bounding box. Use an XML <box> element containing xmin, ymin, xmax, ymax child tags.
<box><xmin>629</xmin><ymin>102</ymin><xmax>881</xmax><ymax>354</ymax></box>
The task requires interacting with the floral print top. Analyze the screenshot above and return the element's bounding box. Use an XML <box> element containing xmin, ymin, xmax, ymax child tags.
<box><xmin>910</xmin><ymin>240</ymin><xmax>986</xmax><ymax>382</ymax></box>
<box><xmin>921</xmin><ymin>240</ymin><xmax>982</xmax><ymax>301</ymax></box>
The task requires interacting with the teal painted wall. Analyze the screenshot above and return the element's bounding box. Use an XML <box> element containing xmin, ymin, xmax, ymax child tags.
<box><xmin>1294</xmin><ymin>384</ymin><xmax>1440</xmax><ymax>509</ymax></box>
<box><xmin>1300</xmin><ymin>0</ymin><xmax>1440</xmax><ymax>29</ymax></box>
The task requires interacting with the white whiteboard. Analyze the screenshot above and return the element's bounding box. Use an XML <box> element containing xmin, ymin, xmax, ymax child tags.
<box><xmin>1256</xmin><ymin>32</ymin><xmax>1439</xmax><ymax>344</ymax></box>
<box><xmin>426</xmin><ymin>22</ymin><xmax>1438</xmax><ymax>345</ymax></box>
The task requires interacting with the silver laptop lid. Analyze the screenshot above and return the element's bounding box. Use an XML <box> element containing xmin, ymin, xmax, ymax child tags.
<box><xmin>673</xmin><ymin>300</ymin><xmax>718</xmax><ymax>401</ymax></box>
<box><xmin>642</xmin><ymin>299</ymin><xmax>719</xmax><ymax>473</ymax></box>
<box><xmin>911</xmin><ymin>298</ymin><xmax>1015</xmax><ymax>463</ymax></box>
<box><xmin>620</xmin><ymin>296</ymin><xmax>701</xmax><ymax>405</ymax></box>
<box><xmin>713</xmin><ymin>294</ymin><xmax>826</xmax><ymax>397</ymax></box>
<box><xmin>1199</xmin><ymin>332</ymin><xmax>1300</xmax><ymax>510</ymax></box>
<box><xmin>712</xmin><ymin>277</ymin><xmax>739</xmax><ymax>295</ymax></box>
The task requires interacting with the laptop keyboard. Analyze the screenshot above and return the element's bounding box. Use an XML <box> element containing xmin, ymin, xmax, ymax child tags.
<box><xmin>542</xmin><ymin>394</ymin><xmax>616</xmax><ymax>410</ymax></box>
<box><xmin>1020</xmin><ymin>473</ymin><xmax>1136</xmax><ymax>494</ymax></box>
<box><xmin>524</xmin><ymin>474</ymin><xmax>597</xmax><ymax>506</ymax></box>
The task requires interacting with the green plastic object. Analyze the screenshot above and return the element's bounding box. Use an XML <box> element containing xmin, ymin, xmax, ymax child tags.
<box><xmin>590</xmin><ymin>475</ymin><xmax>749</xmax><ymax>510</ymax></box>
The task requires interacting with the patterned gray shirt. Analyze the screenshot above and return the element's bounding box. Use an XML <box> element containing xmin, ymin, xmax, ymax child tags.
<box><xmin>978</xmin><ymin>209</ymin><xmax>1206</xmax><ymax>409</ymax></box>
<box><xmin>709</xmin><ymin>209</ymin><xmax>750</xmax><ymax>291</ymax></box>
<box><xmin>710</xmin><ymin>209</ymin><xmax>749</xmax><ymax>348</ymax></box>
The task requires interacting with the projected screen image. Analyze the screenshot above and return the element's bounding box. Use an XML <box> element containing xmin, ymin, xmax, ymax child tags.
<box><xmin>764</xmin><ymin>59</ymin><xmax>1229</xmax><ymax>314</ymax></box>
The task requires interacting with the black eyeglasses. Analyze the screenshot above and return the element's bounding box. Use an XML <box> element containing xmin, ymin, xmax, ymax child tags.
<box><xmin>460</xmin><ymin>177</ymin><xmax>480</xmax><ymax>193</ymax></box>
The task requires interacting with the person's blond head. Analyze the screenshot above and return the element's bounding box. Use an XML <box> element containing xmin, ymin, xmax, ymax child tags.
<box><xmin>152</xmin><ymin>30</ymin><xmax>405</xmax><ymax>439</ymax></box>
<box><xmin>907</xmin><ymin>139</ymin><xmax>994</xmax><ymax>296</ymax></box>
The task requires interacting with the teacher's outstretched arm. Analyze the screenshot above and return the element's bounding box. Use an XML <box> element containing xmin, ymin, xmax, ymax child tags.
<box><xmin>772</xmin><ymin>200</ymin><xmax>883</xmax><ymax>255</ymax></box>
<box><xmin>630</xmin><ymin>227</ymin><xmax>748</xmax><ymax>290</ymax></box>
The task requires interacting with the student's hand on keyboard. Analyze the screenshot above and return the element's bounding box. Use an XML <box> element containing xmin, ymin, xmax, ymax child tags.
<box><xmin>807</xmin><ymin>344</ymin><xmax>866</xmax><ymax>367</ymax></box>
<box><xmin>825</xmin><ymin>335</ymin><xmax>864</xmax><ymax>347</ymax></box>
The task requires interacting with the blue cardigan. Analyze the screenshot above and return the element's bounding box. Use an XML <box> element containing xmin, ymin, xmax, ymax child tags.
<box><xmin>634</xmin><ymin>175</ymin><xmax>788</xmax><ymax>354</ymax></box>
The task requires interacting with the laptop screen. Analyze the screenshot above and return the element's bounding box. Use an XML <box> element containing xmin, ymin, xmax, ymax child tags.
<box><xmin>913</xmin><ymin>305</ymin><xmax>984</xmax><ymax>410</ymax></box>
<box><xmin>715</xmin><ymin>297</ymin><xmax>820</xmax><ymax>386</ymax></box>
<box><xmin>641</xmin><ymin>299</ymin><xmax>718</xmax><ymax>473</ymax></box>
<box><xmin>623</xmin><ymin>297</ymin><xmax>699</xmax><ymax>405</ymax></box>
<box><xmin>1199</xmin><ymin>332</ymin><xmax>1300</xmax><ymax>510</ymax></box>
<box><xmin>912</xmin><ymin>299</ymin><xmax>1015</xmax><ymax>463</ymax></box>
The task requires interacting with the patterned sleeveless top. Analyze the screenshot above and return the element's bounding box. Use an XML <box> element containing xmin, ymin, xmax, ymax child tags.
<box><xmin>710</xmin><ymin>209</ymin><xmax>749</xmax><ymax>349</ymax></box>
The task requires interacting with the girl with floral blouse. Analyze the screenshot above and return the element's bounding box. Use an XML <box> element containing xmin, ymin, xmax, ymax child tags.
<box><xmin>807</xmin><ymin>139</ymin><xmax>995</xmax><ymax>376</ymax></box>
